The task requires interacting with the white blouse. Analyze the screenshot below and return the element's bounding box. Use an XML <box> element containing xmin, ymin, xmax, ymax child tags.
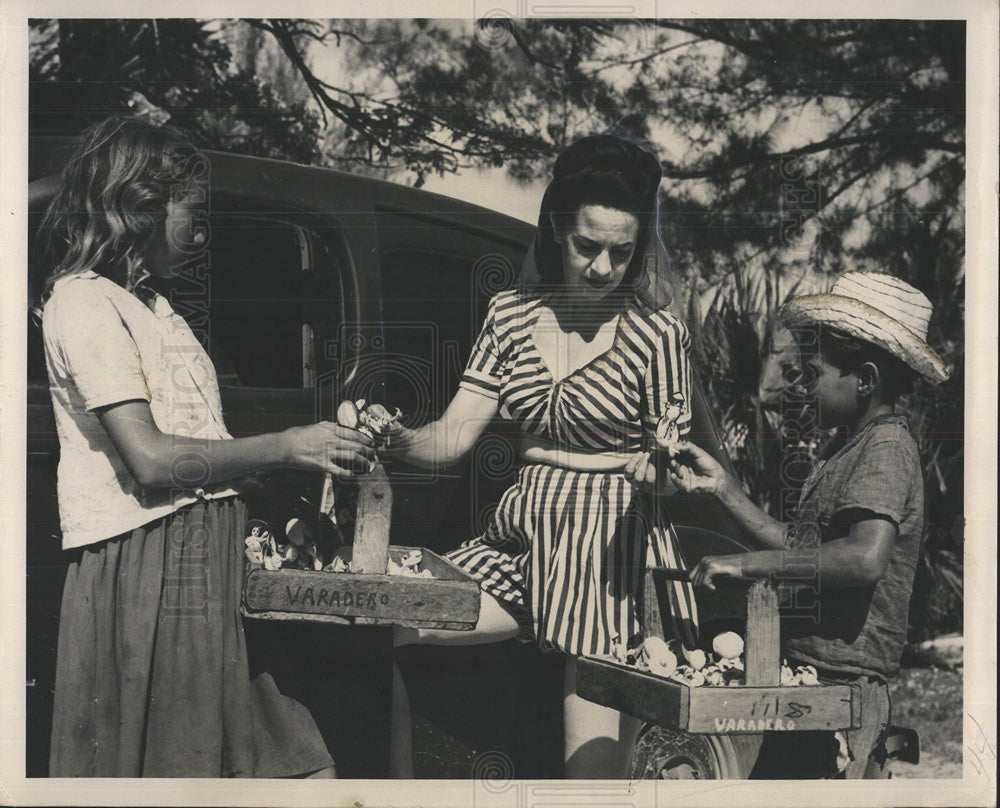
<box><xmin>42</xmin><ymin>271</ymin><xmax>239</xmax><ymax>549</ymax></box>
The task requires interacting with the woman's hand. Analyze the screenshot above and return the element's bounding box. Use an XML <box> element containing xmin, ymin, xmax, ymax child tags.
<box><xmin>624</xmin><ymin>450</ymin><xmax>679</xmax><ymax>497</ymax></box>
<box><xmin>280</xmin><ymin>421</ymin><xmax>375</xmax><ymax>479</ymax></box>
<box><xmin>665</xmin><ymin>441</ymin><xmax>728</xmax><ymax>496</ymax></box>
<box><xmin>379</xmin><ymin>424</ymin><xmax>415</xmax><ymax>457</ymax></box>
<box><xmin>691</xmin><ymin>554</ymin><xmax>745</xmax><ymax>591</ymax></box>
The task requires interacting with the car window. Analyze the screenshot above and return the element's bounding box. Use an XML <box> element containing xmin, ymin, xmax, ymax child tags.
<box><xmin>196</xmin><ymin>206</ymin><xmax>345</xmax><ymax>390</ymax></box>
<box><xmin>26</xmin><ymin>201</ymin><xmax>347</xmax><ymax>393</ymax></box>
<box><xmin>379</xmin><ymin>249</ymin><xmax>496</xmax><ymax>424</ymax></box>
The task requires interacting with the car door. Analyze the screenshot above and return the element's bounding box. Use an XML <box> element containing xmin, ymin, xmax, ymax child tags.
<box><xmin>369</xmin><ymin>186</ymin><xmax>536</xmax><ymax>554</ymax></box>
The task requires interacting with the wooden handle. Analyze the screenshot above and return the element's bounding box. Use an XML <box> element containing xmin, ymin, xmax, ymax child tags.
<box><xmin>352</xmin><ymin>460</ymin><xmax>392</xmax><ymax>574</ymax></box>
<box><xmin>744</xmin><ymin>579</ymin><xmax>780</xmax><ymax>686</ymax></box>
<box><xmin>319</xmin><ymin>473</ymin><xmax>336</xmax><ymax>517</ymax></box>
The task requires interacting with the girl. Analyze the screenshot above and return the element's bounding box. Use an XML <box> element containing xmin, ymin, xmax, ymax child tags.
<box><xmin>38</xmin><ymin>116</ymin><xmax>373</xmax><ymax>777</ymax></box>
<box><xmin>387</xmin><ymin>133</ymin><xmax>698</xmax><ymax>778</ymax></box>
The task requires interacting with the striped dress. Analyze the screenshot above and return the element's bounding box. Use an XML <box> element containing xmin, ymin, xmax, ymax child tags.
<box><xmin>447</xmin><ymin>288</ymin><xmax>699</xmax><ymax>656</ymax></box>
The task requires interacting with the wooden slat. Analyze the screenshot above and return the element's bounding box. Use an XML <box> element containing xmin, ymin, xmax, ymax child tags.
<box><xmin>576</xmin><ymin>657</ymin><xmax>859</xmax><ymax>734</ymax></box>
<box><xmin>642</xmin><ymin>569</ymin><xmax>664</xmax><ymax>640</ymax></box>
<box><xmin>352</xmin><ymin>460</ymin><xmax>392</xmax><ymax>574</ymax></box>
<box><xmin>687</xmin><ymin>684</ymin><xmax>858</xmax><ymax>733</ymax></box>
<box><xmin>243</xmin><ymin>564</ymin><xmax>480</xmax><ymax>627</ymax></box>
<box><xmin>353</xmin><ymin>616</ymin><xmax>475</xmax><ymax>631</ymax></box>
<box><xmin>576</xmin><ymin>657</ymin><xmax>689</xmax><ymax>727</ymax></box>
<box><xmin>745</xmin><ymin>580</ymin><xmax>780</xmax><ymax>686</ymax></box>
<box><xmin>241</xmin><ymin>608</ymin><xmax>351</xmax><ymax>625</ymax></box>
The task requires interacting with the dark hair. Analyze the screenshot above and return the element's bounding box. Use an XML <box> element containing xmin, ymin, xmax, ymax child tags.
<box><xmin>533</xmin><ymin>133</ymin><xmax>663</xmax><ymax>290</ymax></box>
<box><xmin>35</xmin><ymin>115</ymin><xmax>202</xmax><ymax>305</ymax></box>
<box><xmin>810</xmin><ymin>325</ymin><xmax>918</xmax><ymax>403</ymax></box>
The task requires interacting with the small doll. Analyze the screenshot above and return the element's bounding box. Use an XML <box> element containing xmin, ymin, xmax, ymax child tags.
<box><xmin>654</xmin><ymin>392</ymin><xmax>688</xmax><ymax>451</ymax></box>
<box><xmin>244</xmin><ymin>520</ymin><xmax>274</xmax><ymax>566</ymax></box>
<box><xmin>336</xmin><ymin>399</ymin><xmax>404</xmax><ymax>452</ymax></box>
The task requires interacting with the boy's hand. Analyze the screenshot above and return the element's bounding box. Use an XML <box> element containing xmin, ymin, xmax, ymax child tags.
<box><xmin>625</xmin><ymin>450</ymin><xmax>679</xmax><ymax>497</ymax></box>
<box><xmin>665</xmin><ymin>441</ymin><xmax>728</xmax><ymax>496</ymax></box>
<box><xmin>691</xmin><ymin>554</ymin><xmax>745</xmax><ymax>591</ymax></box>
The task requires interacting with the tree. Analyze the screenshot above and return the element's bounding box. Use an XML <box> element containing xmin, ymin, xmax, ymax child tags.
<box><xmin>29</xmin><ymin>19</ymin><xmax>323</xmax><ymax>164</ymax></box>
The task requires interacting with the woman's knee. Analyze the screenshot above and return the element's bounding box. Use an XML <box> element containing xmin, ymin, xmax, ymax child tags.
<box><xmin>394</xmin><ymin>593</ymin><xmax>520</xmax><ymax>648</ymax></box>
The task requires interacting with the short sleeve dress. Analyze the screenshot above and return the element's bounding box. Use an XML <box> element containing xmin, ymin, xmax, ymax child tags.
<box><xmin>447</xmin><ymin>288</ymin><xmax>699</xmax><ymax>655</ymax></box>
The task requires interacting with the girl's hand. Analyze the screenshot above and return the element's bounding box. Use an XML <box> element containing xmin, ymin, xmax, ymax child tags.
<box><xmin>624</xmin><ymin>450</ymin><xmax>679</xmax><ymax>497</ymax></box>
<box><xmin>691</xmin><ymin>554</ymin><xmax>745</xmax><ymax>591</ymax></box>
<box><xmin>281</xmin><ymin>421</ymin><xmax>375</xmax><ymax>479</ymax></box>
<box><xmin>665</xmin><ymin>441</ymin><xmax>728</xmax><ymax>496</ymax></box>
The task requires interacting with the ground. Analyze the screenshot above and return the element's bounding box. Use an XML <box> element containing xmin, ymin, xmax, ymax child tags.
<box><xmin>888</xmin><ymin>664</ymin><xmax>964</xmax><ymax>779</ymax></box>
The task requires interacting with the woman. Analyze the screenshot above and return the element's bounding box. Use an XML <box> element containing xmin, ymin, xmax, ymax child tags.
<box><xmin>388</xmin><ymin>133</ymin><xmax>697</xmax><ymax>778</ymax></box>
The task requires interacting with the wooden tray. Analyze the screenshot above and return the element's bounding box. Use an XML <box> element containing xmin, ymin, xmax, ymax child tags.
<box><xmin>242</xmin><ymin>545</ymin><xmax>481</xmax><ymax>630</ymax></box>
<box><xmin>577</xmin><ymin>656</ymin><xmax>860</xmax><ymax>733</ymax></box>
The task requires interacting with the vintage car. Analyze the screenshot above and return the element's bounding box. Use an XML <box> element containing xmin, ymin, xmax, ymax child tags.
<box><xmin>28</xmin><ymin>138</ymin><xmax>902</xmax><ymax>780</ymax></box>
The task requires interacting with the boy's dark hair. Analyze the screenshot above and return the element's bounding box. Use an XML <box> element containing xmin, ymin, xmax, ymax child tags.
<box><xmin>816</xmin><ymin>325</ymin><xmax>918</xmax><ymax>402</ymax></box>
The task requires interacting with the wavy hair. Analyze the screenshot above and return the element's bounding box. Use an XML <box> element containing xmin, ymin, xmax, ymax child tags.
<box><xmin>533</xmin><ymin>133</ymin><xmax>663</xmax><ymax>292</ymax></box>
<box><xmin>35</xmin><ymin>115</ymin><xmax>201</xmax><ymax>305</ymax></box>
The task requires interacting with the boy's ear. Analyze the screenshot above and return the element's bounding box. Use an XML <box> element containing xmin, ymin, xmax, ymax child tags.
<box><xmin>857</xmin><ymin>362</ymin><xmax>879</xmax><ymax>397</ymax></box>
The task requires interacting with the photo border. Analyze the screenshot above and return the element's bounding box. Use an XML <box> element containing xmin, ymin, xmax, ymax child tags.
<box><xmin>2</xmin><ymin>2</ymin><xmax>996</xmax><ymax>806</ymax></box>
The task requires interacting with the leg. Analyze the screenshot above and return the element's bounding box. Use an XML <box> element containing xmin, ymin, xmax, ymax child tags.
<box><xmin>394</xmin><ymin>591</ymin><xmax>522</xmax><ymax>648</ymax></box>
<box><xmin>390</xmin><ymin>593</ymin><xmax>521</xmax><ymax>778</ymax></box>
<box><xmin>563</xmin><ymin>656</ymin><xmax>642</xmax><ymax>779</ymax></box>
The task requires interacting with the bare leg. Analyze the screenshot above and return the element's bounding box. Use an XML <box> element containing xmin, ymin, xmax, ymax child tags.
<box><xmin>390</xmin><ymin>593</ymin><xmax>521</xmax><ymax>777</ymax></box>
<box><xmin>563</xmin><ymin>656</ymin><xmax>641</xmax><ymax>779</ymax></box>
<box><xmin>394</xmin><ymin>592</ymin><xmax>522</xmax><ymax>648</ymax></box>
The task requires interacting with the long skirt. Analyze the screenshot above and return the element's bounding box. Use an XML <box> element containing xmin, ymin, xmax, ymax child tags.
<box><xmin>49</xmin><ymin>497</ymin><xmax>334</xmax><ymax>777</ymax></box>
<box><xmin>446</xmin><ymin>464</ymin><xmax>699</xmax><ymax>656</ymax></box>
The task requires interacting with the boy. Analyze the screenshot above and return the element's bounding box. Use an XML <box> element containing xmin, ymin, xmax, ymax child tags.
<box><xmin>628</xmin><ymin>271</ymin><xmax>950</xmax><ymax>778</ymax></box>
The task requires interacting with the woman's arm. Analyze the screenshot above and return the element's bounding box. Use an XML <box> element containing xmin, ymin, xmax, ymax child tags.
<box><xmin>640</xmin><ymin>440</ymin><xmax>788</xmax><ymax>550</ymax></box>
<box><xmin>98</xmin><ymin>400</ymin><xmax>375</xmax><ymax>488</ymax></box>
<box><xmin>691</xmin><ymin>517</ymin><xmax>895</xmax><ymax>590</ymax></box>
<box><xmin>387</xmin><ymin>388</ymin><xmax>499</xmax><ymax>470</ymax></box>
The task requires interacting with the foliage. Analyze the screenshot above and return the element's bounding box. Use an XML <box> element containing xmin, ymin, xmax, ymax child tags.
<box><xmin>29</xmin><ymin>19</ymin><xmax>323</xmax><ymax>164</ymax></box>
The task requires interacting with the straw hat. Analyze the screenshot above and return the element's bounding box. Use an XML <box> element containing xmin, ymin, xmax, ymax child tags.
<box><xmin>780</xmin><ymin>271</ymin><xmax>949</xmax><ymax>384</ymax></box>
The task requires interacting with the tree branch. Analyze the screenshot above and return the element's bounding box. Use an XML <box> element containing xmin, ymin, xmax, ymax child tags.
<box><xmin>664</xmin><ymin>132</ymin><xmax>962</xmax><ymax>179</ymax></box>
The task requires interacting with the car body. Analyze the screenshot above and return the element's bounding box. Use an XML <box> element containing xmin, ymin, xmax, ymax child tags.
<box><xmin>27</xmin><ymin>139</ymin><xmax>753</xmax><ymax>778</ymax></box>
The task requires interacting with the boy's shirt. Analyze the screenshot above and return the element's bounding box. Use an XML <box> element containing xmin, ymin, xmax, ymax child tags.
<box><xmin>783</xmin><ymin>414</ymin><xmax>924</xmax><ymax>678</ymax></box>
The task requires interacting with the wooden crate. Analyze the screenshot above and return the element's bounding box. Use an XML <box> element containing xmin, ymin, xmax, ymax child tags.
<box><xmin>577</xmin><ymin>571</ymin><xmax>862</xmax><ymax>735</ymax></box>
<box><xmin>242</xmin><ymin>546</ymin><xmax>481</xmax><ymax>630</ymax></box>
<box><xmin>577</xmin><ymin>656</ymin><xmax>860</xmax><ymax>734</ymax></box>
